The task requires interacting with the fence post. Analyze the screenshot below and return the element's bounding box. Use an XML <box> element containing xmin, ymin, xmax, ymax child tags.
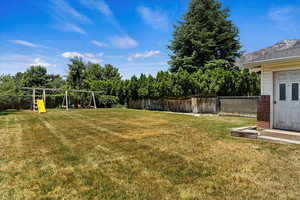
<box><xmin>191</xmin><ymin>97</ymin><xmax>198</xmax><ymax>113</ymax></box>
<box><xmin>216</xmin><ymin>96</ymin><xmax>220</xmax><ymax>113</ymax></box>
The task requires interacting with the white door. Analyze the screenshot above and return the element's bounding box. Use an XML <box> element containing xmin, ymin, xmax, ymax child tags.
<box><xmin>274</xmin><ymin>70</ymin><xmax>300</xmax><ymax>131</ymax></box>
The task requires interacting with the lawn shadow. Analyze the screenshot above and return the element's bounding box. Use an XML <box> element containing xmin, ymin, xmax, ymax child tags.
<box><xmin>0</xmin><ymin>109</ymin><xmax>20</xmax><ymax>116</ymax></box>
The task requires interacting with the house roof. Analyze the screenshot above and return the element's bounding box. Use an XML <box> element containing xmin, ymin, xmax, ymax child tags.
<box><xmin>238</xmin><ymin>39</ymin><xmax>300</xmax><ymax>67</ymax></box>
<box><xmin>250</xmin><ymin>67</ymin><xmax>261</xmax><ymax>73</ymax></box>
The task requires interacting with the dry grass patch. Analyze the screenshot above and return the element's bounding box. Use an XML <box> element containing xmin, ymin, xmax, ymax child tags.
<box><xmin>121</xmin><ymin>129</ymin><xmax>163</xmax><ymax>139</ymax></box>
<box><xmin>1</xmin><ymin>108</ymin><xmax>300</xmax><ymax>199</ymax></box>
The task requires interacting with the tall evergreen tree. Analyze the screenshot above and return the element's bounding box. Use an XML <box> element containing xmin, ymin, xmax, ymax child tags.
<box><xmin>67</xmin><ymin>57</ymin><xmax>86</xmax><ymax>89</ymax></box>
<box><xmin>23</xmin><ymin>66</ymin><xmax>48</xmax><ymax>87</ymax></box>
<box><xmin>101</xmin><ymin>64</ymin><xmax>121</xmax><ymax>81</ymax></box>
<box><xmin>168</xmin><ymin>0</ymin><xmax>241</xmax><ymax>73</ymax></box>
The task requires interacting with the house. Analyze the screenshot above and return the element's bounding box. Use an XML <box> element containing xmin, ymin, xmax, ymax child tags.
<box><xmin>242</xmin><ymin>39</ymin><xmax>300</xmax><ymax>132</ymax></box>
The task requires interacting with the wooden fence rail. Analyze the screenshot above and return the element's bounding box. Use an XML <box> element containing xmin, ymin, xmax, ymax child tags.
<box><xmin>128</xmin><ymin>96</ymin><xmax>259</xmax><ymax>116</ymax></box>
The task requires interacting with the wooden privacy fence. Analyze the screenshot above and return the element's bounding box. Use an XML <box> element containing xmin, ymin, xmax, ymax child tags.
<box><xmin>0</xmin><ymin>95</ymin><xmax>32</xmax><ymax>111</ymax></box>
<box><xmin>219</xmin><ymin>96</ymin><xmax>259</xmax><ymax>115</ymax></box>
<box><xmin>128</xmin><ymin>96</ymin><xmax>259</xmax><ymax>116</ymax></box>
<box><xmin>128</xmin><ymin>97</ymin><xmax>218</xmax><ymax>113</ymax></box>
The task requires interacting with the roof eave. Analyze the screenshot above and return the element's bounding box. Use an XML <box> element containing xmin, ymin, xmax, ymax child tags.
<box><xmin>243</xmin><ymin>56</ymin><xmax>300</xmax><ymax>68</ymax></box>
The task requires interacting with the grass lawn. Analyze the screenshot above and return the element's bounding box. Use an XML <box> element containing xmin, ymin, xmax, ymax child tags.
<box><xmin>1</xmin><ymin>108</ymin><xmax>300</xmax><ymax>199</ymax></box>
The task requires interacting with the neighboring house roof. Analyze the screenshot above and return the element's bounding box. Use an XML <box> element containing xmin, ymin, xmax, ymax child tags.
<box><xmin>238</xmin><ymin>39</ymin><xmax>300</xmax><ymax>67</ymax></box>
<box><xmin>250</xmin><ymin>68</ymin><xmax>261</xmax><ymax>73</ymax></box>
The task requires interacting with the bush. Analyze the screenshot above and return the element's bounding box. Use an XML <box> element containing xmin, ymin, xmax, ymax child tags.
<box><xmin>97</xmin><ymin>95</ymin><xmax>119</xmax><ymax>108</ymax></box>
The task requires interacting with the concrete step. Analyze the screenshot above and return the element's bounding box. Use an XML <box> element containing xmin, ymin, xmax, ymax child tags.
<box><xmin>230</xmin><ymin>126</ymin><xmax>258</xmax><ymax>139</ymax></box>
<box><xmin>261</xmin><ymin>129</ymin><xmax>300</xmax><ymax>142</ymax></box>
<box><xmin>258</xmin><ymin>136</ymin><xmax>300</xmax><ymax>145</ymax></box>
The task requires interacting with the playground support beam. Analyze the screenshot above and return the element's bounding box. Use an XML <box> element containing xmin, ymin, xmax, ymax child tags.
<box><xmin>22</xmin><ymin>87</ymin><xmax>104</xmax><ymax>94</ymax></box>
<box><xmin>92</xmin><ymin>92</ymin><xmax>97</xmax><ymax>109</ymax></box>
<box><xmin>42</xmin><ymin>89</ymin><xmax>46</xmax><ymax>105</ymax></box>
<box><xmin>32</xmin><ymin>89</ymin><xmax>36</xmax><ymax>112</ymax></box>
<box><xmin>23</xmin><ymin>87</ymin><xmax>104</xmax><ymax>111</ymax></box>
<box><xmin>65</xmin><ymin>90</ymin><xmax>68</xmax><ymax>110</ymax></box>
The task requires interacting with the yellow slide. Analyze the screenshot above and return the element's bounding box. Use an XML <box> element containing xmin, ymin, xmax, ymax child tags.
<box><xmin>36</xmin><ymin>99</ymin><xmax>47</xmax><ymax>113</ymax></box>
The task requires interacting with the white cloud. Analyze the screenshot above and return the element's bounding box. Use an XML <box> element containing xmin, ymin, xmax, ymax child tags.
<box><xmin>50</xmin><ymin>0</ymin><xmax>90</xmax><ymax>34</ymax></box>
<box><xmin>124</xmin><ymin>61</ymin><xmax>167</xmax><ymax>67</ymax></box>
<box><xmin>0</xmin><ymin>54</ymin><xmax>31</xmax><ymax>62</ymax></box>
<box><xmin>61</xmin><ymin>52</ymin><xmax>103</xmax><ymax>63</ymax></box>
<box><xmin>84</xmin><ymin>53</ymin><xmax>95</xmax><ymax>58</ymax></box>
<box><xmin>128</xmin><ymin>50</ymin><xmax>160</xmax><ymax>61</ymax></box>
<box><xmin>9</xmin><ymin>40</ymin><xmax>47</xmax><ymax>48</ymax></box>
<box><xmin>91</xmin><ymin>40</ymin><xmax>108</xmax><ymax>47</ymax></box>
<box><xmin>97</xmin><ymin>52</ymin><xmax>104</xmax><ymax>57</ymax></box>
<box><xmin>110</xmin><ymin>36</ymin><xmax>138</xmax><ymax>49</ymax></box>
<box><xmin>86</xmin><ymin>57</ymin><xmax>103</xmax><ymax>63</ymax></box>
<box><xmin>269</xmin><ymin>6</ymin><xmax>294</xmax><ymax>22</ymax></box>
<box><xmin>268</xmin><ymin>6</ymin><xmax>299</xmax><ymax>33</ymax></box>
<box><xmin>0</xmin><ymin>54</ymin><xmax>59</xmax><ymax>75</ymax></box>
<box><xmin>0</xmin><ymin>54</ymin><xmax>34</xmax><ymax>74</ymax></box>
<box><xmin>9</xmin><ymin>40</ymin><xmax>37</xmax><ymax>47</ymax></box>
<box><xmin>120</xmin><ymin>61</ymin><xmax>168</xmax><ymax>78</ymax></box>
<box><xmin>55</xmin><ymin>23</ymin><xmax>86</xmax><ymax>34</ymax></box>
<box><xmin>30</xmin><ymin>58</ymin><xmax>55</xmax><ymax>67</ymax></box>
<box><xmin>62</xmin><ymin>52</ymin><xmax>83</xmax><ymax>58</ymax></box>
<box><xmin>79</xmin><ymin>0</ymin><xmax>124</xmax><ymax>33</ymax></box>
<box><xmin>79</xmin><ymin>0</ymin><xmax>112</xmax><ymax>17</ymax></box>
<box><xmin>137</xmin><ymin>6</ymin><xmax>169</xmax><ymax>31</ymax></box>
<box><xmin>0</xmin><ymin>54</ymin><xmax>54</xmax><ymax>67</ymax></box>
<box><xmin>51</xmin><ymin>0</ymin><xmax>91</xmax><ymax>23</ymax></box>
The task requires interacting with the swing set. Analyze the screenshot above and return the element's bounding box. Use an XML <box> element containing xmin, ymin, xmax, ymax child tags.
<box><xmin>22</xmin><ymin>87</ymin><xmax>103</xmax><ymax>112</ymax></box>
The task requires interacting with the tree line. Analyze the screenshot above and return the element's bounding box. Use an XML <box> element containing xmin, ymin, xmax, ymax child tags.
<box><xmin>0</xmin><ymin>0</ymin><xmax>260</xmax><ymax>109</ymax></box>
<box><xmin>0</xmin><ymin>58</ymin><xmax>259</xmax><ymax>107</ymax></box>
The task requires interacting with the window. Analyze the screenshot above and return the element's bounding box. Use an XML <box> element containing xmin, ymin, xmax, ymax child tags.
<box><xmin>279</xmin><ymin>83</ymin><xmax>286</xmax><ymax>101</ymax></box>
<box><xmin>292</xmin><ymin>83</ymin><xmax>299</xmax><ymax>101</ymax></box>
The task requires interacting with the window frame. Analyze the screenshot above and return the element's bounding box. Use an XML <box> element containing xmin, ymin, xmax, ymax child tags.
<box><xmin>292</xmin><ymin>82</ymin><xmax>299</xmax><ymax>101</ymax></box>
<box><xmin>279</xmin><ymin>83</ymin><xmax>286</xmax><ymax>101</ymax></box>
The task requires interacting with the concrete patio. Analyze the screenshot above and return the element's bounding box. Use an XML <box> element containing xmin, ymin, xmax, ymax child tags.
<box><xmin>231</xmin><ymin>126</ymin><xmax>300</xmax><ymax>145</ymax></box>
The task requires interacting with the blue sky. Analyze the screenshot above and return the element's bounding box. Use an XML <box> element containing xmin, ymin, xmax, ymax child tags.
<box><xmin>1</xmin><ymin>0</ymin><xmax>300</xmax><ymax>79</ymax></box>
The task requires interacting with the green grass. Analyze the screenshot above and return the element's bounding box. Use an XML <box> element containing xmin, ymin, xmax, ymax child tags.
<box><xmin>0</xmin><ymin>109</ymin><xmax>19</xmax><ymax>116</ymax></box>
<box><xmin>1</xmin><ymin>108</ymin><xmax>300</xmax><ymax>199</ymax></box>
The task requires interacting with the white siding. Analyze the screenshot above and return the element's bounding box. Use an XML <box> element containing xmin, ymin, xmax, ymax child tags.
<box><xmin>261</xmin><ymin>69</ymin><xmax>273</xmax><ymax>95</ymax></box>
<box><xmin>261</xmin><ymin>65</ymin><xmax>300</xmax><ymax>129</ymax></box>
<box><xmin>273</xmin><ymin>70</ymin><xmax>300</xmax><ymax>131</ymax></box>
<box><xmin>262</xmin><ymin>65</ymin><xmax>300</xmax><ymax>95</ymax></box>
<box><xmin>261</xmin><ymin>68</ymin><xmax>274</xmax><ymax>128</ymax></box>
